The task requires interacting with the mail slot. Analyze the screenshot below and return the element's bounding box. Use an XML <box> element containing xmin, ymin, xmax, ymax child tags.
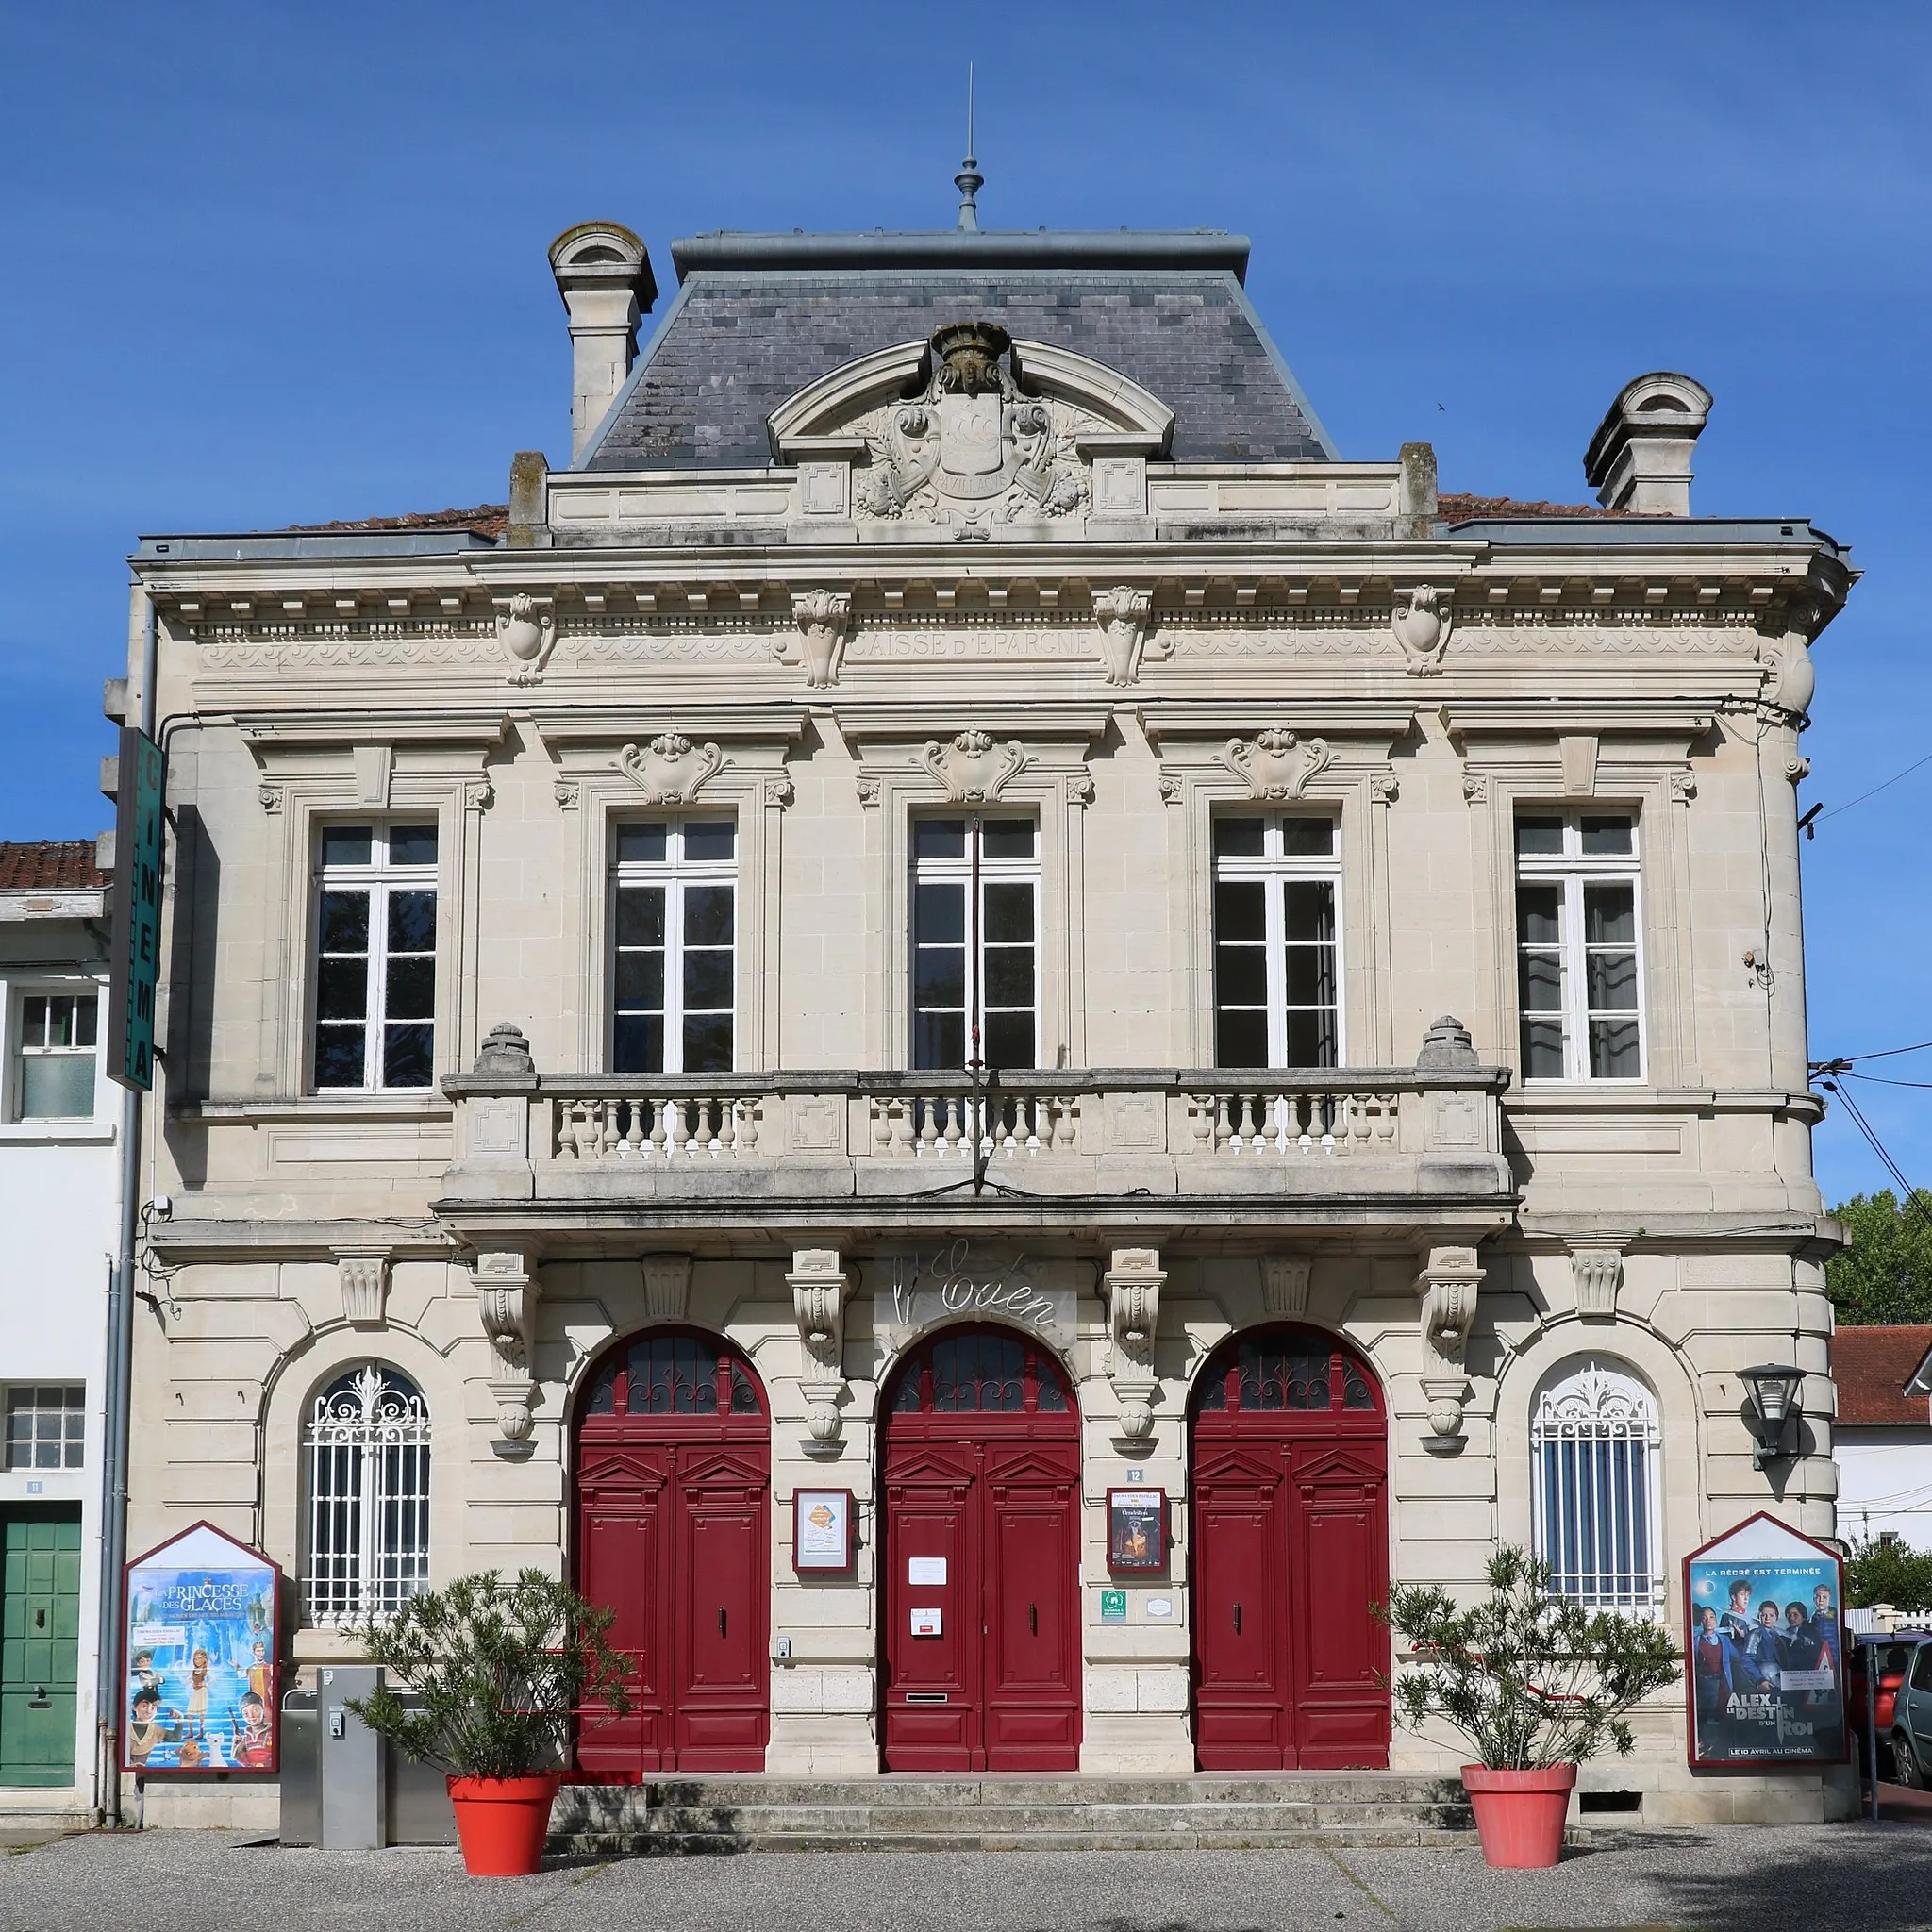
<box><xmin>905</xmin><ymin>1691</ymin><xmax>949</xmax><ymax>1704</ymax></box>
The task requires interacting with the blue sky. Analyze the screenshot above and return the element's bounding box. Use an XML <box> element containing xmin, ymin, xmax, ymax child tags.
<box><xmin>2</xmin><ymin>2</ymin><xmax>1924</xmax><ymax>1204</ymax></box>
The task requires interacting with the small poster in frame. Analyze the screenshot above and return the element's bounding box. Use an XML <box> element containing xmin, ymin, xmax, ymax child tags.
<box><xmin>793</xmin><ymin>1489</ymin><xmax>855</xmax><ymax>1574</ymax></box>
<box><xmin>123</xmin><ymin>1521</ymin><xmax>281</xmax><ymax>1774</ymax></box>
<box><xmin>1107</xmin><ymin>1488</ymin><xmax>1168</xmax><ymax>1573</ymax></box>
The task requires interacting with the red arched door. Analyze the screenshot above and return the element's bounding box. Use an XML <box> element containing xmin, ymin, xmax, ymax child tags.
<box><xmin>575</xmin><ymin>1329</ymin><xmax>769</xmax><ymax>1774</ymax></box>
<box><xmin>880</xmin><ymin>1324</ymin><xmax>1081</xmax><ymax>1771</ymax></box>
<box><xmin>1190</xmin><ymin>1326</ymin><xmax>1390</xmax><ymax>1770</ymax></box>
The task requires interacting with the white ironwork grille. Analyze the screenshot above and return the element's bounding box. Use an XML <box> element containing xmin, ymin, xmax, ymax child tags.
<box><xmin>305</xmin><ymin>1365</ymin><xmax>430</xmax><ymax>1627</ymax></box>
<box><xmin>1531</xmin><ymin>1360</ymin><xmax>1662</xmax><ymax>1611</ymax></box>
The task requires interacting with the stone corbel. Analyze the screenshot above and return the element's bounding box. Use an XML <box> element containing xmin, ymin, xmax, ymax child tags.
<box><xmin>788</xmin><ymin>1248</ymin><xmax>853</xmax><ymax>1452</ymax></box>
<box><xmin>1392</xmin><ymin>585</ymin><xmax>1453</xmax><ymax>675</ymax></box>
<box><xmin>495</xmin><ymin>592</ymin><xmax>558</xmax><ymax>684</ymax></box>
<box><xmin>1569</xmin><ymin>1245</ymin><xmax>1623</xmax><ymax>1320</ymax></box>
<box><xmin>1104</xmin><ymin>1247</ymin><xmax>1165</xmax><ymax>1441</ymax></box>
<box><xmin>641</xmin><ymin>1254</ymin><xmax>691</xmax><ymax>1321</ymax></box>
<box><xmin>1093</xmin><ymin>586</ymin><xmax>1154</xmax><ymax>687</ymax></box>
<box><xmin>791</xmin><ymin>589</ymin><xmax>852</xmax><ymax>690</ymax></box>
<box><xmin>334</xmin><ymin>1247</ymin><xmax>391</xmax><ymax>1328</ymax></box>
<box><xmin>1416</xmin><ymin>1244</ymin><xmax>1482</xmax><ymax>1452</ymax></box>
<box><xmin>1261</xmin><ymin>1255</ymin><xmax>1311</xmax><ymax>1317</ymax></box>
<box><xmin>475</xmin><ymin>1248</ymin><xmax>541</xmax><ymax>1453</ymax></box>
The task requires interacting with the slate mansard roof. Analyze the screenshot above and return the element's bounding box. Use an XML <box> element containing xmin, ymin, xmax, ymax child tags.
<box><xmin>580</xmin><ymin>230</ymin><xmax>1336</xmax><ymax>473</ymax></box>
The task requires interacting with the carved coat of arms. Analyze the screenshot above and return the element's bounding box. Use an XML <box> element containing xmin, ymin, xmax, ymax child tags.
<box><xmin>854</xmin><ymin>323</ymin><xmax>1098</xmax><ymax>530</ymax></box>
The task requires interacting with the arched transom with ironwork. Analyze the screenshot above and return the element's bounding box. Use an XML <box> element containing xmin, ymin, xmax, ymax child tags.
<box><xmin>1192</xmin><ymin>1326</ymin><xmax>1382</xmax><ymax>1424</ymax></box>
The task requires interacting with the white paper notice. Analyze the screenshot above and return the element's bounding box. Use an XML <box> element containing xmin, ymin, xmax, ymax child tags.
<box><xmin>911</xmin><ymin>1607</ymin><xmax>942</xmax><ymax>1637</ymax></box>
<box><xmin>908</xmin><ymin>1557</ymin><xmax>948</xmax><ymax>1585</ymax></box>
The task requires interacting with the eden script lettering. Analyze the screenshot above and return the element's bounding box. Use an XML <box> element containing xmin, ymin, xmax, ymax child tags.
<box><xmin>887</xmin><ymin>1240</ymin><xmax>1056</xmax><ymax>1333</ymax></box>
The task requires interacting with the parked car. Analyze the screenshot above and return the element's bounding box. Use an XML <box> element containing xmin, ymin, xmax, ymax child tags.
<box><xmin>1851</xmin><ymin>1640</ymin><xmax>1918</xmax><ymax>1761</ymax></box>
<box><xmin>1890</xmin><ymin>1640</ymin><xmax>1932</xmax><ymax>1787</ymax></box>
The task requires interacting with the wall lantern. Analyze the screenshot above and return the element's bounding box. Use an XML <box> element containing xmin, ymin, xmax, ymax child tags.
<box><xmin>1741</xmin><ymin>1362</ymin><xmax>1804</xmax><ymax>1470</ymax></box>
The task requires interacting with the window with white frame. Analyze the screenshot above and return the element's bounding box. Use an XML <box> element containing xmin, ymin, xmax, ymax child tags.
<box><xmin>5</xmin><ymin>1386</ymin><xmax>85</xmax><ymax>1470</ymax></box>
<box><xmin>610</xmin><ymin>820</ymin><xmax>737</xmax><ymax>1073</ymax></box>
<box><xmin>1514</xmin><ymin>812</ymin><xmax>1644</xmax><ymax>1082</ymax></box>
<box><xmin>312</xmin><ymin>824</ymin><xmax>438</xmax><ymax>1091</ymax></box>
<box><xmin>304</xmin><ymin>1365</ymin><xmax>430</xmax><ymax>1626</ymax></box>
<box><xmin>910</xmin><ymin>815</ymin><xmax>1039</xmax><ymax>1071</ymax></box>
<box><xmin>1531</xmin><ymin>1358</ymin><xmax>1662</xmax><ymax>1611</ymax></box>
<box><xmin>15</xmin><ymin>991</ymin><xmax>98</xmax><ymax>1121</ymax></box>
<box><xmin>1212</xmin><ymin>813</ymin><xmax>1341</xmax><ymax>1068</ymax></box>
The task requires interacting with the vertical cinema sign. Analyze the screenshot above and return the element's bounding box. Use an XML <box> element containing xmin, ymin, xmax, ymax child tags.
<box><xmin>108</xmin><ymin>726</ymin><xmax>164</xmax><ymax>1092</ymax></box>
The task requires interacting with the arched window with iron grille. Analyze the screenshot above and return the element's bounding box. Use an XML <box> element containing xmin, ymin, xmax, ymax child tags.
<box><xmin>304</xmin><ymin>1365</ymin><xmax>431</xmax><ymax>1627</ymax></box>
<box><xmin>1530</xmin><ymin>1358</ymin><xmax>1662</xmax><ymax>1612</ymax></box>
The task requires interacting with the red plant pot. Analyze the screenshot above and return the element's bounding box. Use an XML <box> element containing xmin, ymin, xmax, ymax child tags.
<box><xmin>1460</xmin><ymin>1763</ymin><xmax>1576</xmax><ymax>1869</ymax></box>
<box><xmin>446</xmin><ymin>1773</ymin><xmax>561</xmax><ymax>1876</ymax></box>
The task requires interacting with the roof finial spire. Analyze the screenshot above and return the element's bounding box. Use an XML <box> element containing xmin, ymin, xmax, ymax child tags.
<box><xmin>955</xmin><ymin>64</ymin><xmax>982</xmax><ymax>232</ymax></box>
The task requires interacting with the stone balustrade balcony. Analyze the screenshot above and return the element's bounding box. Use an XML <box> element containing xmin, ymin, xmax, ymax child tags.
<box><xmin>438</xmin><ymin>1024</ymin><xmax>1514</xmax><ymax>1235</ymax></box>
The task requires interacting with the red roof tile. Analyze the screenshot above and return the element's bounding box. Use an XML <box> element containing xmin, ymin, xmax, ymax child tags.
<box><xmin>1835</xmin><ymin>1324</ymin><xmax>1932</xmax><ymax>1427</ymax></box>
<box><xmin>1439</xmin><ymin>492</ymin><xmax>1634</xmax><ymax>522</ymax></box>
<box><xmin>0</xmin><ymin>841</ymin><xmax>107</xmax><ymax>891</ymax></box>
<box><xmin>284</xmin><ymin>505</ymin><xmax>508</xmax><ymax>539</ymax></box>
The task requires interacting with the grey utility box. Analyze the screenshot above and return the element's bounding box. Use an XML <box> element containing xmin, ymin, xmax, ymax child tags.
<box><xmin>318</xmin><ymin>1665</ymin><xmax>385</xmax><ymax>1850</ymax></box>
<box><xmin>280</xmin><ymin>1680</ymin><xmax>455</xmax><ymax>1847</ymax></box>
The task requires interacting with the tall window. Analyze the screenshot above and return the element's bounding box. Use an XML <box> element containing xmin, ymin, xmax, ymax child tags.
<box><xmin>5</xmin><ymin>1386</ymin><xmax>85</xmax><ymax>1470</ymax></box>
<box><xmin>305</xmin><ymin>1365</ymin><xmax>431</xmax><ymax>1626</ymax></box>
<box><xmin>15</xmin><ymin>991</ymin><xmax>98</xmax><ymax>1120</ymax></box>
<box><xmin>910</xmin><ymin>816</ymin><xmax>1039</xmax><ymax>1071</ymax></box>
<box><xmin>1515</xmin><ymin>813</ymin><xmax>1643</xmax><ymax>1081</ymax></box>
<box><xmin>1212</xmin><ymin>814</ymin><xmax>1341</xmax><ymax>1067</ymax></box>
<box><xmin>1531</xmin><ymin>1359</ymin><xmax>1661</xmax><ymax>1612</ymax></box>
<box><xmin>313</xmin><ymin>824</ymin><xmax>438</xmax><ymax>1091</ymax></box>
<box><xmin>610</xmin><ymin>820</ymin><xmax>736</xmax><ymax>1073</ymax></box>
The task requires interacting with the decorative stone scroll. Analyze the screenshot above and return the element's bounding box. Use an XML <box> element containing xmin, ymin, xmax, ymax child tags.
<box><xmin>496</xmin><ymin>593</ymin><xmax>558</xmax><ymax>683</ymax></box>
<box><xmin>921</xmin><ymin>729</ymin><xmax>1030</xmax><ymax>802</ymax></box>
<box><xmin>1569</xmin><ymin>1245</ymin><xmax>1624</xmax><ymax>1320</ymax></box>
<box><xmin>791</xmin><ymin>589</ymin><xmax>852</xmax><ymax>690</ymax></box>
<box><xmin>788</xmin><ymin>1249</ymin><xmax>854</xmax><ymax>1451</ymax></box>
<box><xmin>1391</xmin><ymin>585</ymin><xmax>1453</xmax><ymax>675</ymax></box>
<box><xmin>1103</xmin><ymin>1247</ymin><xmax>1165</xmax><ymax>1442</ymax></box>
<box><xmin>1093</xmin><ymin>586</ymin><xmax>1155</xmax><ymax>688</ymax></box>
<box><xmin>1416</xmin><ymin>1244</ymin><xmax>1483</xmax><ymax>1451</ymax></box>
<box><xmin>1217</xmin><ymin>728</ymin><xmax>1332</xmax><ymax>801</ymax></box>
<box><xmin>475</xmin><ymin>1248</ymin><xmax>541</xmax><ymax>1453</ymax></box>
<box><xmin>618</xmin><ymin>733</ymin><xmax>725</xmax><ymax>804</ymax></box>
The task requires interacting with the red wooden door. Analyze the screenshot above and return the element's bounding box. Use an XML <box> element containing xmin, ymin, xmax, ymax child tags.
<box><xmin>575</xmin><ymin>1331</ymin><xmax>769</xmax><ymax>1774</ymax></box>
<box><xmin>880</xmin><ymin>1326</ymin><xmax>1080</xmax><ymax>1771</ymax></box>
<box><xmin>1190</xmin><ymin>1328</ymin><xmax>1390</xmax><ymax>1771</ymax></box>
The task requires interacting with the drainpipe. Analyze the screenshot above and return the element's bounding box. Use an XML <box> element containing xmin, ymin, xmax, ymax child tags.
<box><xmin>96</xmin><ymin>585</ymin><xmax>155</xmax><ymax>1824</ymax></box>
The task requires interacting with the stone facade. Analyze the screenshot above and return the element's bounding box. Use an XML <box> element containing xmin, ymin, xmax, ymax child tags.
<box><xmin>120</xmin><ymin>222</ymin><xmax>1856</xmax><ymax>1825</ymax></box>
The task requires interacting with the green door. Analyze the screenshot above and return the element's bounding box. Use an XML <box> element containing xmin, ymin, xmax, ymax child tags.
<box><xmin>0</xmin><ymin>1508</ymin><xmax>81</xmax><ymax>1786</ymax></box>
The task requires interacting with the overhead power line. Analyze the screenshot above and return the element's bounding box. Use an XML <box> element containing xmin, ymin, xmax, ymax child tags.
<box><xmin>1818</xmin><ymin>749</ymin><xmax>1932</xmax><ymax>823</ymax></box>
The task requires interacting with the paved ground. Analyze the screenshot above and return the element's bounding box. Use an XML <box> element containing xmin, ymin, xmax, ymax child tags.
<box><xmin>1</xmin><ymin>1824</ymin><xmax>1931</xmax><ymax>1932</ymax></box>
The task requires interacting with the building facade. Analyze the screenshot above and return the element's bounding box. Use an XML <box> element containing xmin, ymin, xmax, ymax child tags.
<box><xmin>0</xmin><ymin>841</ymin><xmax>118</xmax><ymax>1817</ymax></box>
<box><xmin>1831</xmin><ymin>1324</ymin><xmax>1932</xmax><ymax>1548</ymax></box>
<box><xmin>124</xmin><ymin>219</ymin><xmax>1855</xmax><ymax>1824</ymax></box>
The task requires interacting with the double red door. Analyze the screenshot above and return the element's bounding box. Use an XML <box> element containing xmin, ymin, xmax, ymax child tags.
<box><xmin>1191</xmin><ymin>1328</ymin><xmax>1390</xmax><ymax>1770</ymax></box>
<box><xmin>575</xmin><ymin>1331</ymin><xmax>769</xmax><ymax>1774</ymax></box>
<box><xmin>881</xmin><ymin>1326</ymin><xmax>1081</xmax><ymax>1771</ymax></box>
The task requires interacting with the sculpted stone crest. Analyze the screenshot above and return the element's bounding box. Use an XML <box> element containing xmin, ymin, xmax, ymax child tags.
<box><xmin>853</xmin><ymin>324</ymin><xmax>1097</xmax><ymax>530</ymax></box>
<box><xmin>1218</xmin><ymin>728</ymin><xmax>1332</xmax><ymax>800</ymax></box>
<box><xmin>1391</xmin><ymin>584</ymin><xmax>1453</xmax><ymax>675</ymax></box>
<box><xmin>496</xmin><ymin>592</ymin><xmax>558</xmax><ymax>683</ymax></box>
<box><xmin>791</xmin><ymin>589</ymin><xmax>853</xmax><ymax>689</ymax></box>
<box><xmin>617</xmin><ymin>733</ymin><xmax>725</xmax><ymax>803</ymax></box>
<box><xmin>922</xmin><ymin>729</ymin><xmax>1030</xmax><ymax>802</ymax></box>
<box><xmin>1093</xmin><ymin>586</ymin><xmax>1155</xmax><ymax>687</ymax></box>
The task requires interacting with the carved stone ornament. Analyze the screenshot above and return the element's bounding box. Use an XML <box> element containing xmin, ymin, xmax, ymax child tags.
<box><xmin>1416</xmin><ymin>1244</ymin><xmax>1483</xmax><ymax>1449</ymax></box>
<box><xmin>496</xmin><ymin>592</ymin><xmax>558</xmax><ymax>683</ymax></box>
<box><xmin>1570</xmin><ymin>1245</ymin><xmax>1624</xmax><ymax>1320</ymax></box>
<box><xmin>788</xmin><ymin>1249</ymin><xmax>853</xmax><ymax>1450</ymax></box>
<box><xmin>1218</xmin><ymin>728</ymin><xmax>1332</xmax><ymax>802</ymax></box>
<box><xmin>1261</xmin><ymin>1256</ymin><xmax>1311</xmax><ymax>1317</ymax></box>
<box><xmin>1392</xmin><ymin>585</ymin><xmax>1453</xmax><ymax>675</ymax></box>
<box><xmin>335</xmin><ymin>1249</ymin><xmax>390</xmax><ymax>1328</ymax></box>
<box><xmin>922</xmin><ymin>729</ymin><xmax>1029</xmax><ymax>802</ymax></box>
<box><xmin>853</xmin><ymin>324</ymin><xmax>1097</xmax><ymax>532</ymax></box>
<box><xmin>618</xmin><ymin>733</ymin><xmax>725</xmax><ymax>804</ymax></box>
<box><xmin>1104</xmin><ymin>1247</ymin><xmax>1164</xmax><ymax>1441</ymax></box>
<box><xmin>1758</xmin><ymin>626</ymin><xmax>1817</xmax><ymax>719</ymax></box>
<box><xmin>475</xmin><ymin>1249</ymin><xmax>541</xmax><ymax>1451</ymax></box>
<box><xmin>792</xmin><ymin>589</ymin><xmax>853</xmax><ymax>690</ymax></box>
<box><xmin>1093</xmin><ymin>586</ymin><xmax>1155</xmax><ymax>688</ymax></box>
<box><xmin>641</xmin><ymin>1254</ymin><xmax>691</xmax><ymax>1322</ymax></box>
<box><xmin>473</xmin><ymin>1020</ymin><xmax>535</xmax><ymax>1075</ymax></box>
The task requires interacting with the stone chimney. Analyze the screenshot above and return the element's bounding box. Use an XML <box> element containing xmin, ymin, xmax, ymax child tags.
<box><xmin>1583</xmin><ymin>373</ymin><xmax>1712</xmax><ymax>516</ymax></box>
<box><xmin>548</xmin><ymin>222</ymin><xmax>657</xmax><ymax>462</ymax></box>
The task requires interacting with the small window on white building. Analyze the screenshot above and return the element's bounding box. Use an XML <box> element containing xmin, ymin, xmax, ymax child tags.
<box><xmin>5</xmin><ymin>1386</ymin><xmax>85</xmax><ymax>1470</ymax></box>
<box><xmin>16</xmin><ymin>991</ymin><xmax>98</xmax><ymax>1120</ymax></box>
<box><xmin>312</xmin><ymin>824</ymin><xmax>438</xmax><ymax>1091</ymax></box>
<box><xmin>610</xmin><ymin>820</ymin><xmax>737</xmax><ymax>1073</ymax></box>
<box><xmin>1531</xmin><ymin>1358</ymin><xmax>1662</xmax><ymax>1611</ymax></box>
<box><xmin>910</xmin><ymin>816</ymin><xmax>1039</xmax><ymax>1071</ymax></box>
<box><xmin>1212</xmin><ymin>814</ymin><xmax>1341</xmax><ymax>1068</ymax></box>
<box><xmin>304</xmin><ymin>1365</ymin><xmax>431</xmax><ymax>1626</ymax></box>
<box><xmin>1515</xmin><ymin>813</ymin><xmax>1644</xmax><ymax>1082</ymax></box>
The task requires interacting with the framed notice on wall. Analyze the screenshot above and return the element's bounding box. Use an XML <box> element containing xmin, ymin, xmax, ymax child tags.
<box><xmin>1684</xmin><ymin>1511</ymin><xmax>1846</xmax><ymax>1770</ymax></box>
<box><xmin>793</xmin><ymin>1489</ymin><xmax>855</xmax><ymax>1574</ymax></box>
<box><xmin>1107</xmin><ymin>1488</ymin><xmax>1168</xmax><ymax>1574</ymax></box>
<box><xmin>123</xmin><ymin>1522</ymin><xmax>281</xmax><ymax>1774</ymax></box>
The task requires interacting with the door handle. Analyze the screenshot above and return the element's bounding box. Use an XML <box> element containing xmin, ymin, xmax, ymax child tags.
<box><xmin>1029</xmin><ymin>1604</ymin><xmax>1038</xmax><ymax>1636</ymax></box>
<box><xmin>718</xmin><ymin>1607</ymin><xmax>726</xmax><ymax>1637</ymax></box>
<box><xmin>1234</xmin><ymin>1601</ymin><xmax>1242</xmax><ymax>1635</ymax></box>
